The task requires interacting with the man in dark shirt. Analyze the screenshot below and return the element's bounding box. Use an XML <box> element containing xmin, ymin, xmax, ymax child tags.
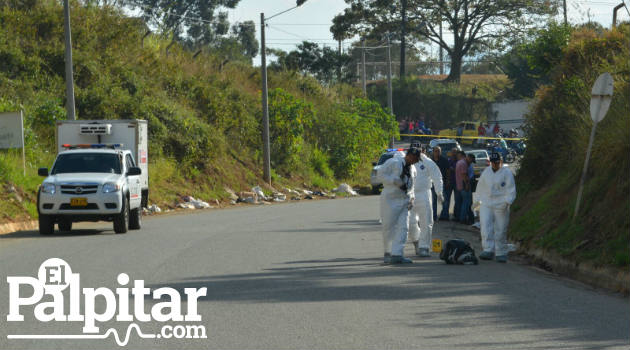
<box><xmin>438</xmin><ymin>148</ymin><xmax>458</xmax><ymax>221</ymax></box>
<box><xmin>431</xmin><ymin>146</ymin><xmax>450</xmax><ymax>221</ymax></box>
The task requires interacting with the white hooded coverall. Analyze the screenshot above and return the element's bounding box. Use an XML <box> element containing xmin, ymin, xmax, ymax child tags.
<box><xmin>379</xmin><ymin>156</ymin><xmax>415</xmax><ymax>256</ymax></box>
<box><xmin>476</xmin><ymin>166</ymin><xmax>516</xmax><ymax>256</ymax></box>
<box><xmin>409</xmin><ymin>154</ymin><xmax>443</xmax><ymax>249</ymax></box>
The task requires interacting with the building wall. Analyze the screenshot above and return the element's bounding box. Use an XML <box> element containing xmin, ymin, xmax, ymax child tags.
<box><xmin>489</xmin><ymin>100</ymin><xmax>531</xmax><ymax>135</ymax></box>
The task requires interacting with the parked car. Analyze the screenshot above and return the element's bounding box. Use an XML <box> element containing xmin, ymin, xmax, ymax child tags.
<box><xmin>428</xmin><ymin>139</ymin><xmax>462</xmax><ymax>157</ymax></box>
<box><xmin>466</xmin><ymin>149</ymin><xmax>490</xmax><ymax>177</ymax></box>
<box><xmin>370</xmin><ymin>148</ymin><xmax>406</xmax><ymax>194</ymax></box>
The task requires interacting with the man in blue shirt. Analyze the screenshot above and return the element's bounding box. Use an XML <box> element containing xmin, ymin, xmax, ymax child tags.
<box><xmin>459</xmin><ymin>154</ymin><xmax>476</xmax><ymax>225</ymax></box>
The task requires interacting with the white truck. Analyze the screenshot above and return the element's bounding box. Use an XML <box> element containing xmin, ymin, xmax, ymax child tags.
<box><xmin>37</xmin><ymin>120</ymin><xmax>148</xmax><ymax>235</ymax></box>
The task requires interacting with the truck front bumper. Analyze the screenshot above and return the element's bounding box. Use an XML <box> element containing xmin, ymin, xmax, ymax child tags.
<box><xmin>38</xmin><ymin>192</ymin><xmax>123</xmax><ymax>217</ymax></box>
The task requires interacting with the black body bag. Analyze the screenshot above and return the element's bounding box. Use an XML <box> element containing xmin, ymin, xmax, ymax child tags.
<box><xmin>439</xmin><ymin>239</ymin><xmax>479</xmax><ymax>265</ymax></box>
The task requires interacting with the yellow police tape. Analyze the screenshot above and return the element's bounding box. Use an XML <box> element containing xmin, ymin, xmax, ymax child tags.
<box><xmin>400</xmin><ymin>133</ymin><xmax>525</xmax><ymax>141</ymax></box>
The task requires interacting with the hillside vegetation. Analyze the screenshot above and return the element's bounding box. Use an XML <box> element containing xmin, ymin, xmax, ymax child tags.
<box><xmin>367</xmin><ymin>75</ymin><xmax>511</xmax><ymax>130</ymax></box>
<box><xmin>510</xmin><ymin>25</ymin><xmax>630</xmax><ymax>269</ymax></box>
<box><xmin>0</xmin><ymin>1</ymin><xmax>397</xmax><ymax>223</ymax></box>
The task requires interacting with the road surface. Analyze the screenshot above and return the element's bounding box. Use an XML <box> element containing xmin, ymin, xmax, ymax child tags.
<box><xmin>0</xmin><ymin>197</ymin><xmax>628</xmax><ymax>349</ymax></box>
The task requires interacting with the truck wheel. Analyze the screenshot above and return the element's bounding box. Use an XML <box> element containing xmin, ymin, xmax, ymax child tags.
<box><xmin>39</xmin><ymin>214</ymin><xmax>54</xmax><ymax>235</ymax></box>
<box><xmin>114</xmin><ymin>198</ymin><xmax>129</xmax><ymax>234</ymax></box>
<box><xmin>129</xmin><ymin>206</ymin><xmax>142</xmax><ymax>230</ymax></box>
<box><xmin>58</xmin><ymin>219</ymin><xmax>72</xmax><ymax>232</ymax></box>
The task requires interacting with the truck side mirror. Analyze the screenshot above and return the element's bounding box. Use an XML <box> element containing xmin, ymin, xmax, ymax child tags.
<box><xmin>127</xmin><ymin>167</ymin><xmax>141</xmax><ymax>176</ymax></box>
<box><xmin>38</xmin><ymin>168</ymin><xmax>48</xmax><ymax>177</ymax></box>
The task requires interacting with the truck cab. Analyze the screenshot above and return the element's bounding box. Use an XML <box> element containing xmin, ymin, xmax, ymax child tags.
<box><xmin>37</xmin><ymin>119</ymin><xmax>148</xmax><ymax>235</ymax></box>
<box><xmin>37</xmin><ymin>145</ymin><xmax>142</xmax><ymax>234</ymax></box>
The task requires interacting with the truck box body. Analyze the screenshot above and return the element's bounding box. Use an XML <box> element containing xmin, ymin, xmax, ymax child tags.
<box><xmin>56</xmin><ymin>120</ymin><xmax>148</xmax><ymax>191</ymax></box>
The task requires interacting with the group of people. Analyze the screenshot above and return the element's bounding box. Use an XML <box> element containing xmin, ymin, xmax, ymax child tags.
<box><xmin>377</xmin><ymin>145</ymin><xmax>516</xmax><ymax>264</ymax></box>
<box><xmin>400</xmin><ymin>119</ymin><xmax>432</xmax><ymax>135</ymax></box>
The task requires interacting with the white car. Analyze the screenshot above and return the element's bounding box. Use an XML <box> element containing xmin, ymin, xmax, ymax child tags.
<box><xmin>370</xmin><ymin>149</ymin><xmax>406</xmax><ymax>194</ymax></box>
<box><xmin>37</xmin><ymin>145</ymin><xmax>143</xmax><ymax>235</ymax></box>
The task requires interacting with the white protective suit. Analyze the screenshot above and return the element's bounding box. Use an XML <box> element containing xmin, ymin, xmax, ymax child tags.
<box><xmin>409</xmin><ymin>154</ymin><xmax>443</xmax><ymax>249</ymax></box>
<box><xmin>476</xmin><ymin>165</ymin><xmax>516</xmax><ymax>256</ymax></box>
<box><xmin>378</xmin><ymin>156</ymin><xmax>416</xmax><ymax>256</ymax></box>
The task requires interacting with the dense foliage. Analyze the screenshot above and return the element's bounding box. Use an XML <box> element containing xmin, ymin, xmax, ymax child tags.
<box><xmin>0</xmin><ymin>1</ymin><xmax>398</xmax><ymax>221</ymax></box>
<box><xmin>511</xmin><ymin>25</ymin><xmax>630</xmax><ymax>268</ymax></box>
<box><xmin>367</xmin><ymin>75</ymin><xmax>510</xmax><ymax>128</ymax></box>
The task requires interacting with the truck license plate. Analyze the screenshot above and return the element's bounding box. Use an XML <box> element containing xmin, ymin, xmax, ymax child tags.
<box><xmin>70</xmin><ymin>198</ymin><xmax>87</xmax><ymax>207</ymax></box>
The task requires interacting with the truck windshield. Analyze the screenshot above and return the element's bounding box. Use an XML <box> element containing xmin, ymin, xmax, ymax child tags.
<box><xmin>51</xmin><ymin>153</ymin><xmax>122</xmax><ymax>175</ymax></box>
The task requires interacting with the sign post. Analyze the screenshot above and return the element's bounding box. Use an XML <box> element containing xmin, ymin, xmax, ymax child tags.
<box><xmin>573</xmin><ymin>73</ymin><xmax>614</xmax><ymax>220</ymax></box>
<box><xmin>0</xmin><ymin>111</ymin><xmax>25</xmax><ymax>175</ymax></box>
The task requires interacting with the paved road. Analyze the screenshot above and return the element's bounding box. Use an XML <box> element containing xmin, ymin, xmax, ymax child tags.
<box><xmin>0</xmin><ymin>197</ymin><xmax>628</xmax><ymax>350</ymax></box>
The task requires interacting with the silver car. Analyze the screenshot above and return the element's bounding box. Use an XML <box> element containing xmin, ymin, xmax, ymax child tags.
<box><xmin>466</xmin><ymin>149</ymin><xmax>490</xmax><ymax>177</ymax></box>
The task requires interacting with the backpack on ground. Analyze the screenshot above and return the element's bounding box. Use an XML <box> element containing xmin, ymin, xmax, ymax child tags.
<box><xmin>439</xmin><ymin>239</ymin><xmax>479</xmax><ymax>265</ymax></box>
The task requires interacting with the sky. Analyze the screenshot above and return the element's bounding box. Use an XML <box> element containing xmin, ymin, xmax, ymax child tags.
<box><xmin>227</xmin><ymin>0</ymin><xmax>630</xmax><ymax>64</ymax></box>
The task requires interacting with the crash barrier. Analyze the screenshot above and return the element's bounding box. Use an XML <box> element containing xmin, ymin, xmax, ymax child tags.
<box><xmin>400</xmin><ymin>133</ymin><xmax>526</xmax><ymax>141</ymax></box>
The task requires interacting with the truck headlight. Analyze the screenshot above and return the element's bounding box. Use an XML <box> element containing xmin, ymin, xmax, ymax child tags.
<box><xmin>41</xmin><ymin>183</ymin><xmax>56</xmax><ymax>194</ymax></box>
<box><xmin>102</xmin><ymin>183</ymin><xmax>120</xmax><ymax>193</ymax></box>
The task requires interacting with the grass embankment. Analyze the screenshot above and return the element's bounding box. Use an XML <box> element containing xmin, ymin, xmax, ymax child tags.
<box><xmin>0</xmin><ymin>2</ymin><xmax>398</xmax><ymax>223</ymax></box>
<box><xmin>510</xmin><ymin>26</ymin><xmax>629</xmax><ymax>270</ymax></box>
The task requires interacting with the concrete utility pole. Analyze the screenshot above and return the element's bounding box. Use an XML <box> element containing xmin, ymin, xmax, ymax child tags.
<box><xmin>259</xmin><ymin>1</ymin><xmax>308</xmax><ymax>185</ymax></box>
<box><xmin>563</xmin><ymin>0</ymin><xmax>567</xmax><ymax>25</ymax></box>
<box><xmin>386</xmin><ymin>33</ymin><xmax>394</xmax><ymax>148</ymax></box>
<box><xmin>260</xmin><ymin>13</ymin><xmax>271</xmax><ymax>185</ymax></box>
<box><xmin>400</xmin><ymin>0</ymin><xmax>407</xmax><ymax>77</ymax></box>
<box><xmin>361</xmin><ymin>39</ymin><xmax>367</xmax><ymax>96</ymax></box>
<box><xmin>439</xmin><ymin>21</ymin><xmax>444</xmax><ymax>75</ymax></box>
<box><xmin>63</xmin><ymin>0</ymin><xmax>76</xmax><ymax>120</ymax></box>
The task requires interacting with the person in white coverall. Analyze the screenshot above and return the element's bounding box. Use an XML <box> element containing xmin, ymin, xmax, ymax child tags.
<box><xmin>475</xmin><ymin>152</ymin><xmax>516</xmax><ymax>263</ymax></box>
<box><xmin>409</xmin><ymin>151</ymin><xmax>444</xmax><ymax>257</ymax></box>
<box><xmin>378</xmin><ymin>147</ymin><xmax>421</xmax><ymax>264</ymax></box>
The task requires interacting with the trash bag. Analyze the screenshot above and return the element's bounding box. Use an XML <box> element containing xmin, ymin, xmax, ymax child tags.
<box><xmin>252</xmin><ymin>186</ymin><xmax>267</xmax><ymax>201</ymax></box>
<box><xmin>333</xmin><ymin>183</ymin><xmax>358</xmax><ymax>196</ymax></box>
<box><xmin>439</xmin><ymin>239</ymin><xmax>479</xmax><ymax>265</ymax></box>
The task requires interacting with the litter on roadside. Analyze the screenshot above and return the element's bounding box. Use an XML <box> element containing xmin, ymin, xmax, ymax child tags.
<box><xmin>332</xmin><ymin>183</ymin><xmax>358</xmax><ymax>196</ymax></box>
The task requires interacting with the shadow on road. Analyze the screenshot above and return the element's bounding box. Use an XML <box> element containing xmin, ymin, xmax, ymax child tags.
<box><xmin>146</xmin><ymin>255</ymin><xmax>628</xmax><ymax>348</ymax></box>
<box><xmin>0</xmin><ymin>229</ymin><xmax>111</xmax><ymax>239</ymax></box>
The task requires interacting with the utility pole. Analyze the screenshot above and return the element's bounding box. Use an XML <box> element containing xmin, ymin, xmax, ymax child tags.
<box><xmin>400</xmin><ymin>0</ymin><xmax>407</xmax><ymax>77</ymax></box>
<box><xmin>260</xmin><ymin>13</ymin><xmax>271</xmax><ymax>184</ymax></box>
<box><xmin>361</xmin><ymin>38</ymin><xmax>367</xmax><ymax>96</ymax></box>
<box><xmin>439</xmin><ymin>21</ymin><xmax>444</xmax><ymax>75</ymax></box>
<box><xmin>563</xmin><ymin>0</ymin><xmax>567</xmax><ymax>25</ymax></box>
<box><xmin>259</xmin><ymin>1</ymin><xmax>308</xmax><ymax>185</ymax></box>
<box><xmin>386</xmin><ymin>33</ymin><xmax>394</xmax><ymax>148</ymax></box>
<box><xmin>338</xmin><ymin>39</ymin><xmax>342</xmax><ymax>82</ymax></box>
<box><xmin>63</xmin><ymin>0</ymin><xmax>76</xmax><ymax>120</ymax></box>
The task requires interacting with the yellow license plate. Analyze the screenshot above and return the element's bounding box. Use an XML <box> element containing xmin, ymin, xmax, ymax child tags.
<box><xmin>432</xmin><ymin>239</ymin><xmax>443</xmax><ymax>253</ymax></box>
<box><xmin>70</xmin><ymin>198</ymin><xmax>88</xmax><ymax>207</ymax></box>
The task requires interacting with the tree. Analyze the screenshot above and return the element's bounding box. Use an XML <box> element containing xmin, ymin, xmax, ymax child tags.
<box><xmin>333</xmin><ymin>0</ymin><xmax>555</xmax><ymax>83</ymax></box>
<box><xmin>502</xmin><ymin>22</ymin><xmax>572</xmax><ymax>97</ymax></box>
<box><xmin>271</xmin><ymin>41</ymin><xmax>356</xmax><ymax>85</ymax></box>
<box><xmin>331</xmin><ymin>0</ymin><xmax>424</xmax><ymax>78</ymax></box>
<box><xmin>125</xmin><ymin>0</ymin><xmax>240</xmax><ymax>49</ymax></box>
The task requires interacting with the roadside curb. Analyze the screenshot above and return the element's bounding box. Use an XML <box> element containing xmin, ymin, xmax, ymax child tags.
<box><xmin>518</xmin><ymin>247</ymin><xmax>629</xmax><ymax>295</ymax></box>
<box><xmin>0</xmin><ymin>220</ymin><xmax>37</xmax><ymax>236</ymax></box>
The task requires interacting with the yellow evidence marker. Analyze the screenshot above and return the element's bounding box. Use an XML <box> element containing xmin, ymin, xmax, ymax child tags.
<box><xmin>432</xmin><ymin>239</ymin><xmax>443</xmax><ymax>253</ymax></box>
